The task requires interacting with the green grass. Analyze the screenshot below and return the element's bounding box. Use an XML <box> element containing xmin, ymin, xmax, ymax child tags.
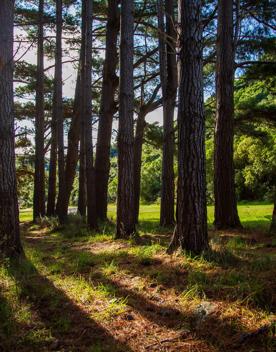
<box><xmin>19</xmin><ymin>208</ymin><xmax>33</xmax><ymax>222</ymax></box>
<box><xmin>20</xmin><ymin>202</ymin><xmax>273</xmax><ymax>231</ymax></box>
<box><xmin>5</xmin><ymin>202</ymin><xmax>274</xmax><ymax>351</ymax></box>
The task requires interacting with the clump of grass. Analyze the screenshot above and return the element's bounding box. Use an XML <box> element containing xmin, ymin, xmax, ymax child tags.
<box><xmin>95</xmin><ymin>282</ymin><xmax>116</xmax><ymax>296</ymax></box>
<box><xmin>92</xmin><ymin>283</ymin><xmax>128</xmax><ymax>320</ymax></box>
<box><xmin>86</xmin><ymin>233</ymin><xmax>112</xmax><ymax>244</ymax></box>
<box><xmin>15</xmin><ymin>303</ymin><xmax>33</xmax><ymax>325</ymax></box>
<box><xmin>36</xmin><ymin>216</ymin><xmax>60</xmax><ymax>232</ymax></box>
<box><xmin>251</xmin><ymin>256</ymin><xmax>273</xmax><ymax>271</ymax></box>
<box><xmin>202</xmin><ymin>248</ymin><xmax>240</xmax><ymax>268</ymax></box>
<box><xmin>131</xmin><ymin>244</ymin><xmax>163</xmax><ymax>265</ymax></box>
<box><xmin>22</xmin><ymin>327</ymin><xmax>54</xmax><ymax>346</ymax></box>
<box><xmin>183</xmin><ymin>252</ymin><xmax>214</xmax><ymax>271</ymax></box>
<box><xmin>180</xmin><ymin>270</ymin><xmax>208</xmax><ymax>303</ymax></box>
<box><xmin>101</xmin><ymin>260</ymin><xmax>119</xmax><ymax>277</ymax></box>
<box><xmin>215</xmin><ymin>270</ymin><xmax>246</xmax><ymax>286</ymax></box>
<box><xmin>187</xmin><ymin>270</ymin><xmax>208</xmax><ymax>287</ymax></box>
<box><xmin>72</xmin><ymin>252</ymin><xmax>97</xmax><ymax>272</ymax></box>
<box><xmin>226</xmin><ymin>236</ymin><xmax>247</xmax><ymax>250</ymax></box>
<box><xmin>150</xmin><ymin>270</ymin><xmax>171</xmax><ymax>285</ymax></box>
<box><xmin>180</xmin><ymin>283</ymin><xmax>206</xmax><ymax>302</ymax></box>
<box><xmin>61</xmin><ymin>215</ymin><xmax>88</xmax><ymax>238</ymax></box>
<box><xmin>104</xmin><ymin>296</ymin><xmax>128</xmax><ymax>318</ymax></box>
<box><xmin>238</xmin><ymin>280</ymin><xmax>269</xmax><ymax>308</ymax></box>
<box><xmin>212</xmin><ymin>269</ymin><xmax>273</xmax><ymax>310</ymax></box>
<box><xmin>60</xmin><ymin>275</ymin><xmax>96</xmax><ymax>305</ymax></box>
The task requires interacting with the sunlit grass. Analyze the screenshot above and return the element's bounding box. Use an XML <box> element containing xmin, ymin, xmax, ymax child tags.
<box><xmin>20</xmin><ymin>202</ymin><xmax>273</xmax><ymax>232</ymax></box>
<box><xmin>3</xmin><ymin>202</ymin><xmax>275</xmax><ymax>351</ymax></box>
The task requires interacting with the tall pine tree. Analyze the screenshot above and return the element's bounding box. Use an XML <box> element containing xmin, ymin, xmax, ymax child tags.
<box><xmin>0</xmin><ymin>0</ymin><xmax>23</xmax><ymax>258</ymax></box>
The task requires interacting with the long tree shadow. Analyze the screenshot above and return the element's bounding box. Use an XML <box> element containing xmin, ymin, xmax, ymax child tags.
<box><xmin>0</xmin><ymin>291</ymin><xmax>29</xmax><ymax>351</ymax></box>
<box><xmin>5</xmin><ymin>259</ymin><xmax>133</xmax><ymax>352</ymax></box>
<box><xmin>25</xmin><ymin>234</ymin><xmax>272</xmax><ymax>312</ymax></box>
<box><xmin>48</xmin><ymin>250</ymin><xmax>272</xmax><ymax>352</ymax></box>
<box><xmin>69</xmin><ymin>245</ymin><xmax>260</xmax><ymax>307</ymax></box>
<box><xmin>20</xmin><ymin>229</ymin><xmax>275</xmax><ymax>351</ymax></box>
<box><xmin>23</xmin><ymin>237</ymin><xmax>273</xmax><ymax>352</ymax></box>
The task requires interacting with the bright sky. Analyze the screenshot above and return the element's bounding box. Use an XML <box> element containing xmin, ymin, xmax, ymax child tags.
<box><xmin>14</xmin><ymin>26</ymin><xmax>163</xmax><ymax>127</ymax></box>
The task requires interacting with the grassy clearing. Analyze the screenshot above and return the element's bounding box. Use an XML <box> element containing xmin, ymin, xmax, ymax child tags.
<box><xmin>20</xmin><ymin>202</ymin><xmax>274</xmax><ymax>231</ymax></box>
<box><xmin>1</xmin><ymin>202</ymin><xmax>274</xmax><ymax>351</ymax></box>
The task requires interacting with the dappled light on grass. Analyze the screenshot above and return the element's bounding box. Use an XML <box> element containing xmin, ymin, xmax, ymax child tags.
<box><xmin>3</xmin><ymin>203</ymin><xmax>275</xmax><ymax>351</ymax></box>
<box><xmin>0</xmin><ymin>255</ymin><xmax>133</xmax><ymax>352</ymax></box>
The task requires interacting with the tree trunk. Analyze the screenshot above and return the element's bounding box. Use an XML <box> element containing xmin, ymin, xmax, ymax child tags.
<box><xmin>0</xmin><ymin>0</ymin><xmax>23</xmax><ymax>258</ymax></box>
<box><xmin>55</xmin><ymin>0</ymin><xmax>65</xmax><ymax>222</ymax></box>
<box><xmin>33</xmin><ymin>0</ymin><xmax>45</xmax><ymax>221</ymax></box>
<box><xmin>95</xmin><ymin>0</ymin><xmax>120</xmax><ymax>220</ymax></box>
<box><xmin>82</xmin><ymin>0</ymin><xmax>97</xmax><ymax>229</ymax></box>
<box><xmin>158</xmin><ymin>0</ymin><xmax>177</xmax><ymax>227</ymax></box>
<box><xmin>172</xmin><ymin>0</ymin><xmax>208</xmax><ymax>254</ymax></box>
<box><xmin>133</xmin><ymin>110</ymin><xmax>147</xmax><ymax>223</ymax></box>
<box><xmin>78</xmin><ymin>133</ymin><xmax>87</xmax><ymax>216</ymax></box>
<box><xmin>214</xmin><ymin>0</ymin><xmax>241</xmax><ymax>230</ymax></box>
<box><xmin>56</xmin><ymin>71</ymin><xmax>81</xmax><ymax>219</ymax></box>
<box><xmin>116</xmin><ymin>0</ymin><xmax>136</xmax><ymax>238</ymax></box>
<box><xmin>46</xmin><ymin>124</ymin><xmax>57</xmax><ymax>216</ymax></box>
<box><xmin>78</xmin><ymin>9</ymin><xmax>87</xmax><ymax>218</ymax></box>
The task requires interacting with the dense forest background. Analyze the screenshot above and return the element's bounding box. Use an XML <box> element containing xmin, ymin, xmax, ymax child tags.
<box><xmin>13</xmin><ymin>0</ymin><xmax>275</xmax><ymax>209</ymax></box>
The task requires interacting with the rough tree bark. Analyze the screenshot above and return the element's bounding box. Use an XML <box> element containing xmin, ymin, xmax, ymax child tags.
<box><xmin>95</xmin><ymin>0</ymin><xmax>120</xmax><ymax>220</ymax></box>
<box><xmin>159</xmin><ymin>0</ymin><xmax>177</xmax><ymax>227</ymax></box>
<box><xmin>116</xmin><ymin>0</ymin><xmax>136</xmax><ymax>238</ymax></box>
<box><xmin>0</xmin><ymin>0</ymin><xmax>23</xmax><ymax>258</ymax></box>
<box><xmin>33</xmin><ymin>0</ymin><xmax>45</xmax><ymax>221</ymax></box>
<box><xmin>83</xmin><ymin>0</ymin><xmax>97</xmax><ymax>229</ymax></box>
<box><xmin>55</xmin><ymin>0</ymin><xmax>66</xmax><ymax>222</ymax></box>
<box><xmin>46</xmin><ymin>125</ymin><xmax>57</xmax><ymax>216</ymax></box>
<box><xmin>78</xmin><ymin>133</ymin><xmax>87</xmax><ymax>216</ymax></box>
<box><xmin>78</xmin><ymin>8</ymin><xmax>87</xmax><ymax>218</ymax></box>
<box><xmin>168</xmin><ymin>0</ymin><xmax>208</xmax><ymax>254</ymax></box>
<box><xmin>133</xmin><ymin>109</ymin><xmax>147</xmax><ymax>223</ymax></box>
<box><xmin>214</xmin><ymin>0</ymin><xmax>241</xmax><ymax>229</ymax></box>
<box><xmin>56</xmin><ymin>71</ymin><xmax>81</xmax><ymax>219</ymax></box>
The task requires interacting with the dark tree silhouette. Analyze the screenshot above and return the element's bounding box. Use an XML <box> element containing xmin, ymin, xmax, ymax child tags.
<box><xmin>95</xmin><ymin>0</ymin><xmax>120</xmax><ymax>220</ymax></box>
<box><xmin>169</xmin><ymin>0</ymin><xmax>208</xmax><ymax>254</ymax></box>
<box><xmin>214</xmin><ymin>0</ymin><xmax>241</xmax><ymax>229</ymax></box>
<box><xmin>158</xmin><ymin>0</ymin><xmax>177</xmax><ymax>227</ymax></box>
<box><xmin>33</xmin><ymin>0</ymin><xmax>45</xmax><ymax>221</ymax></box>
<box><xmin>55</xmin><ymin>0</ymin><xmax>66</xmax><ymax>222</ymax></box>
<box><xmin>82</xmin><ymin>0</ymin><xmax>97</xmax><ymax>229</ymax></box>
<box><xmin>116</xmin><ymin>0</ymin><xmax>136</xmax><ymax>238</ymax></box>
<box><xmin>0</xmin><ymin>0</ymin><xmax>23</xmax><ymax>258</ymax></box>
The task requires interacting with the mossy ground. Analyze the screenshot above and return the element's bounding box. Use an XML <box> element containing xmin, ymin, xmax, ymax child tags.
<box><xmin>0</xmin><ymin>203</ymin><xmax>275</xmax><ymax>351</ymax></box>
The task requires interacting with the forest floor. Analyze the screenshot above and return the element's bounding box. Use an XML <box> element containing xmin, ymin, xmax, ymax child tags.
<box><xmin>0</xmin><ymin>203</ymin><xmax>275</xmax><ymax>352</ymax></box>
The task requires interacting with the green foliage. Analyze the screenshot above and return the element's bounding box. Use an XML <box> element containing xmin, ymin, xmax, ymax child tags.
<box><xmin>205</xmin><ymin>138</ymin><xmax>214</xmax><ymax>204</ymax></box>
<box><xmin>108</xmin><ymin>156</ymin><xmax>118</xmax><ymax>203</ymax></box>
<box><xmin>234</xmin><ymin>128</ymin><xmax>276</xmax><ymax>201</ymax></box>
<box><xmin>15</xmin><ymin>154</ymin><xmax>34</xmax><ymax>208</ymax></box>
<box><xmin>140</xmin><ymin>144</ymin><xmax>162</xmax><ymax>203</ymax></box>
<box><xmin>108</xmin><ymin>144</ymin><xmax>162</xmax><ymax>204</ymax></box>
